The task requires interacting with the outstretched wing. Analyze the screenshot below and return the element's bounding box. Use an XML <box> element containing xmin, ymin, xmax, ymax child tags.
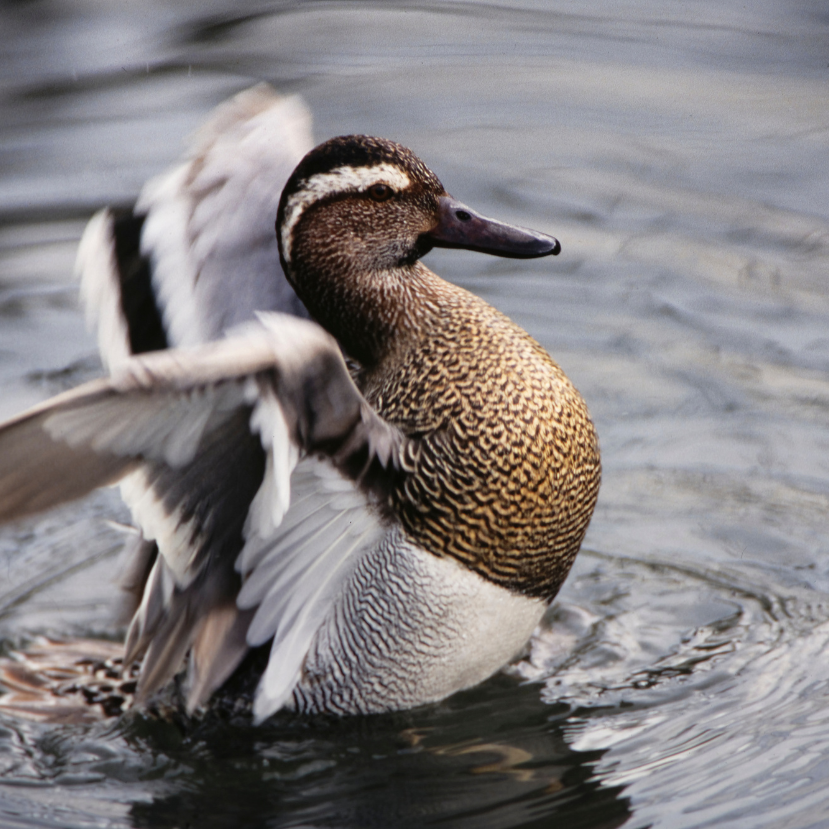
<box><xmin>77</xmin><ymin>85</ymin><xmax>314</xmax><ymax>370</ymax></box>
<box><xmin>0</xmin><ymin>314</ymin><xmax>409</xmax><ymax>715</ymax></box>
<box><xmin>65</xmin><ymin>86</ymin><xmax>323</xmax><ymax>714</ymax></box>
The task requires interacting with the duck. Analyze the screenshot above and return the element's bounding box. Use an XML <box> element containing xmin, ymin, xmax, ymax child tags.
<box><xmin>0</xmin><ymin>85</ymin><xmax>600</xmax><ymax>723</ymax></box>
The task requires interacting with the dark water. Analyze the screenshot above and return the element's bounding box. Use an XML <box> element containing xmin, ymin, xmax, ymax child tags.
<box><xmin>1</xmin><ymin>1</ymin><xmax>829</xmax><ymax>827</ymax></box>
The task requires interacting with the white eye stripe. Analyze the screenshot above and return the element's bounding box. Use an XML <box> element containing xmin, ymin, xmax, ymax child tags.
<box><xmin>280</xmin><ymin>163</ymin><xmax>412</xmax><ymax>263</ymax></box>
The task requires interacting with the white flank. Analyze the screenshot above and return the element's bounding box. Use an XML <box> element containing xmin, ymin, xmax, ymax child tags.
<box><xmin>283</xmin><ymin>531</ymin><xmax>547</xmax><ymax>719</ymax></box>
<box><xmin>280</xmin><ymin>163</ymin><xmax>411</xmax><ymax>263</ymax></box>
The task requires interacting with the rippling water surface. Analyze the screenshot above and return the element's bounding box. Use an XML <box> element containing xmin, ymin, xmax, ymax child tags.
<box><xmin>1</xmin><ymin>1</ymin><xmax>828</xmax><ymax>827</ymax></box>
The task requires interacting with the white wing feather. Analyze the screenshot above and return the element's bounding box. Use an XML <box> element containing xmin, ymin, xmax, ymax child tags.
<box><xmin>246</xmin><ymin>386</ymin><xmax>300</xmax><ymax>537</ymax></box>
<box><xmin>76</xmin><ymin>209</ymin><xmax>133</xmax><ymax>370</ymax></box>
<box><xmin>138</xmin><ymin>165</ymin><xmax>208</xmax><ymax>347</ymax></box>
<box><xmin>77</xmin><ymin>87</ymin><xmax>314</xmax><ymax>366</ymax></box>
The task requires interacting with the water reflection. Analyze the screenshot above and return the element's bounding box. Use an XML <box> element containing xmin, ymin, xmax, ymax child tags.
<box><xmin>0</xmin><ymin>680</ymin><xmax>632</xmax><ymax>828</ymax></box>
<box><xmin>124</xmin><ymin>689</ymin><xmax>631</xmax><ymax>829</ymax></box>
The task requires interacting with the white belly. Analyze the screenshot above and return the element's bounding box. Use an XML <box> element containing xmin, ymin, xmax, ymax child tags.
<box><xmin>290</xmin><ymin>527</ymin><xmax>546</xmax><ymax>714</ymax></box>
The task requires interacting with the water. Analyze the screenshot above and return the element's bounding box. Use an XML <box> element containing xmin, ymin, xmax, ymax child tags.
<box><xmin>1</xmin><ymin>1</ymin><xmax>828</xmax><ymax>826</ymax></box>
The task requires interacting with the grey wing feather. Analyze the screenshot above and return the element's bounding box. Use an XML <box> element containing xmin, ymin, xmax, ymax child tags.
<box><xmin>0</xmin><ymin>379</ymin><xmax>136</xmax><ymax>523</ymax></box>
<box><xmin>0</xmin><ymin>335</ymin><xmax>273</xmax><ymax>524</ymax></box>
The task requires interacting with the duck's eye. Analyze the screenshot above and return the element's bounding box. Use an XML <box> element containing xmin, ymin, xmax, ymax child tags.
<box><xmin>367</xmin><ymin>183</ymin><xmax>394</xmax><ymax>202</ymax></box>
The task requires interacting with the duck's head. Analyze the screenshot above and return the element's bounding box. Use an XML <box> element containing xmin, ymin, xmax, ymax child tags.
<box><xmin>276</xmin><ymin>135</ymin><xmax>560</xmax><ymax>364</ymax></box>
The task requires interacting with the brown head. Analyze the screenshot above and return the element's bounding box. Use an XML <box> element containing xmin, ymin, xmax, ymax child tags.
<box><xmin>275</xmin><ymin>135</ymin><xmax>559</xmax><ymax>367</ymax></box>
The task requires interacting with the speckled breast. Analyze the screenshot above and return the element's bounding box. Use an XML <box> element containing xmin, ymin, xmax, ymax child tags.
<box><xmin>364</xmin><ymin>288</ymin><xmax>601</xmax><ymax>601</ymax></box>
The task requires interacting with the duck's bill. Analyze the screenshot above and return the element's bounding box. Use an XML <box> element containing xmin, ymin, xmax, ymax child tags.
<box><xmin>425</xmin><ymin>196</ymin><xmax>560</xmax><ymax>258</ymax></box>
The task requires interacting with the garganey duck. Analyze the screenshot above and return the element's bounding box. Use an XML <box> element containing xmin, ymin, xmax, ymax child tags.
<box><xmin>0</xmin><ymin>86</ymin><xmax>600</xmax><ymax>722</ymax></box>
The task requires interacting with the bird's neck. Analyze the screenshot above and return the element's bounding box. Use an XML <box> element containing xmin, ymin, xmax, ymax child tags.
<box><xmin>287</xmin><ymin>258</ymin><xmax>447</xmax><ymax>369</ymax></box>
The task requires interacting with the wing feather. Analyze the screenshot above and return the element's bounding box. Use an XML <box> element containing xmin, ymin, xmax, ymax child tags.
<box><xmin>55</xmin><ymin>87</ymin><xmax>385</xmax><ymax>717</ymax></box>
<box><xmin>0</xmin><ymin>313</ymin><xmax>407</xmax><ymax>716</ymax></box>
<box><xmin>77</xmin><ymin>86</ymin><xmax>313</xmax><ymax>370</ymax></box>
<box><xmin>137</xmin><ymin>86</ymin><xmax>313</xmax><ymax>347</ymax></box>
<box><xmin>235</xmin><ymin>458</ymin><xmax>386</xmax><ymax>721</ymax></box>
<box><xmin>76</xmin><ymin>209</ymin><xmax>134</xmax><ymax>370</ymax></box>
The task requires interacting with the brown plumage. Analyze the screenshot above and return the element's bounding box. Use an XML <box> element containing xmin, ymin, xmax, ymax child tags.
<box><xmin>279</xmin><ymin>135</ymin><xmax>600</xmax><ymax>602</ymax></box>
<box><xmin>368</xmin><ymin>274</ymin><xmax>600</xmax><ymax>599</ymax></box>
